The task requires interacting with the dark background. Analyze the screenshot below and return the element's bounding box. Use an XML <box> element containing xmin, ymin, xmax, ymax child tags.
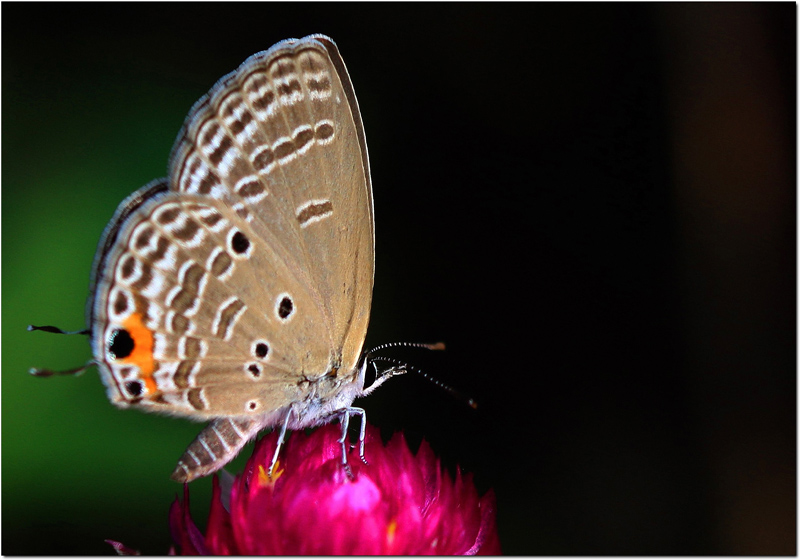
<box><xmin>3</xmin><ymin>3</ymin><xmax>795</xmax><ymax>555</ymax></box>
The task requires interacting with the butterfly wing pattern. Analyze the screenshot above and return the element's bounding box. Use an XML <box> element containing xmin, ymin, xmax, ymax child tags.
<box><xmin>87</xmin><ymin>35</ymin><xmax>374</xmax><ymax>482</ymax></box>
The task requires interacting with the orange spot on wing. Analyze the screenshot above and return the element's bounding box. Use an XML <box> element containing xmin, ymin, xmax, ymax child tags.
<box><xmin>120</xmin><ymin>312</ymin><xmax>157</xmax><ymax>395</ymax></box>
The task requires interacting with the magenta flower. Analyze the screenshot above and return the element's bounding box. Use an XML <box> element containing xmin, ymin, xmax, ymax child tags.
<box><xmin>169</xmin><ymin>422</ymin><xmax>500</xmax><ymax>555</ymax></box>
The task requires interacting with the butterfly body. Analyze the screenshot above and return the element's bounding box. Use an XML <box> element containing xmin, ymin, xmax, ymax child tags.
<box><xmin>85</xmin><ymin>35</ymin><xmax>376</xmax><ymax>482</ymax></box>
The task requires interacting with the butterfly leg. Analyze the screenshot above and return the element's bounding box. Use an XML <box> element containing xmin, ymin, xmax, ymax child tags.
<box><xmin>338</xmin><ymin>409</ymin><xmax>355</xmax><ymax>478</ymax></box>
<box><xmin>358</xmin><ymin>365</ymin><xmax>406</xmax><ymax>397</ymax></box>
<box><xmin>338</xmin><ymin>406</ymin><xmax>369</xmax><ymax>476</ymax></box>
<box><xmin>354</xmin><ymin>408</ymin><xmax>368</xmax><ymax>463</ymax></box>
<box><xmin>267</xmin><ymin>409</ymin><xmax>292</xmax><ymax>477</ymax></box>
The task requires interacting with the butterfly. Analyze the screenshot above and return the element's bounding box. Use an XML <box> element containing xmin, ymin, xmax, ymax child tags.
<box><xmin>31</xmin><ymin>34</ymin><xmax>439</xmax><ymax>483</ymax></box>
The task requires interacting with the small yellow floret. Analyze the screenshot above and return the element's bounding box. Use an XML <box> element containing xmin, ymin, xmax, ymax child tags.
<box><xmin>258</xmin><ymin>461</ymin><xmax>284</xmax><ymax>487</ymax></box>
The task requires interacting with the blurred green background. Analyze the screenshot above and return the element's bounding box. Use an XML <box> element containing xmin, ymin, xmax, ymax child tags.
<box><xmin>3</xmin><ymin>3</ymin><xmax>795</xmax><ymax>555</ymax></box>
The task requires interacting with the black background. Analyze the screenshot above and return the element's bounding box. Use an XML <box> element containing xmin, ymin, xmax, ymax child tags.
<box><xmin>3</xmin><ymin>3</ymin><xmax>795</xmax><ymax>555</ymax></box>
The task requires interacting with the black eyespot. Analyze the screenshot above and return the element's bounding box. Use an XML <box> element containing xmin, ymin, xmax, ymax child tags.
<box><xmin>125</xmin><ymin>380</ymin><xmax>143</xmax><ymax>397</ymax></box>
<box><xmin>109</xmin><ymin>329</ymin><xmax>134</xmax><ymax>360</ymax></box>
<box><xmin>247</xmin><ymin>400</ymin><xmax>258</xmax><ymax>410</ymax></box>
<box><xmin>254</xmin><ymin>342</ymin><xmax>269</xmax><ymax>359</ymax></box>
<box><xmin>247</xmin><ymin>363</ymin><xmax>261</xmax><ymax>377</ymax></box>
<box><xmin>231</xmin><ymin>230</ymin><xmax>250</xmax><ymax>254</ymax></box>
<box><xmin>278</xmin><ymin>296</ymin><xmax>293</xmax><ymax>319</ymax></box>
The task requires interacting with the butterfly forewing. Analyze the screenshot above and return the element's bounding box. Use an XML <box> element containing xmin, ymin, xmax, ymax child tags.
<box><xmin>169</xmin><ymin>36</ymin><xmax>373</xmax><ymax>376</ymax></box>
<box><xmin>89</xmin><ymin>35</ymin><xmax>374</xmax><ymax>429</ymax></box>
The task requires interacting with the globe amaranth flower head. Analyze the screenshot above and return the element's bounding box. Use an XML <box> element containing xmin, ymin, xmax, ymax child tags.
<box><xmin>170</xmin><ymin>422</ymin><xmax>500</xmax><ymax>555</ymax></box>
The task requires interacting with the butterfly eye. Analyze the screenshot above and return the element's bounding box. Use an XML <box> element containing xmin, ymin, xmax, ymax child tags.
<box><xmin>108</xmin><ymin>329</ymin><xmax>134</xmax><ymax>360</ymax></box>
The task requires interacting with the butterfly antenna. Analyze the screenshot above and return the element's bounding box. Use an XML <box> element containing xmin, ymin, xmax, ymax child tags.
<box><xmin>370</xmin><ymin>355</ymin><xmax>477</xmax><ymax>410</ymax></box>
<box><xmin>367</xmin><ymin>341</ymin><xmax>446</xmax><ymax>355</ymax></box>
<box><xmin>27</xmin><ymin>324</ymin><xmax>94</xmax><ymax>377</ymax></box>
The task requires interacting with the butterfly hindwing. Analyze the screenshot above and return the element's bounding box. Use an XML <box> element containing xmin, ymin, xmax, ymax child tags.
<box><xmin>92</xmin><ymin>188</ymin><xmax>337</xmax><ymax>417</ymax></box>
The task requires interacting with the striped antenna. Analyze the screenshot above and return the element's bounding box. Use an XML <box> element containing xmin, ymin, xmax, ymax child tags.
<box><xmin>368</xmin><ymin>345</ymin><xmax>477</xmax><ymax>409</ymax></box>
<box><xmin>367</xmin><ymin>341</ymin><xmax>445</xmax><ymax>354</ymax></box>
